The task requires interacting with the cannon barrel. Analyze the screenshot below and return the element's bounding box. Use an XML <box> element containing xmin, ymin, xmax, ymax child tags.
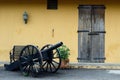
<box><xmin>41</xmin><ymin>42</ymin><xmax>63</xmax><ymax>53</ymax></box>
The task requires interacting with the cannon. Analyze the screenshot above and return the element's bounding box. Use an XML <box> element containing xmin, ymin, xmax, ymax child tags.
<box><xmin>4</xmin><ymin>42</ymin><xmax>63</xmax><ymax>77</ymax></box>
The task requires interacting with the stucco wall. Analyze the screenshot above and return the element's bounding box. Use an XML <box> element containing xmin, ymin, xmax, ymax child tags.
<box><xmin>0</xmin><ymin>0</ymin><xmax>78</xmax><ymax>62</ymax></box>
<box><xmin>0</xmin><ymin>0</ymin><xmax>120</xmax><ymax>63</ymax></box>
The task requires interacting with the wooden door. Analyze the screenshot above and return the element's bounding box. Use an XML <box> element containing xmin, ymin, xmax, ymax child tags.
<box><xmin>77</xmin><ymin>5</ymin><xmax>106</xmax><ymax>63</ymax></box>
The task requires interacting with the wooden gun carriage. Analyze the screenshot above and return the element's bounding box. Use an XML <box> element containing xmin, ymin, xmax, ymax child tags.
<box><xmin>4</xmin><ymin>42</ymin><xmax>63</xmax><ymax>77</ymax></box>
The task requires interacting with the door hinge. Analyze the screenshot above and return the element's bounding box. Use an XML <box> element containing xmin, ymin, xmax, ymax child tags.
<box><xmin>77</xmin><ymin>30</ymin><xmax>89</xmax><ymax>33</ymax></box>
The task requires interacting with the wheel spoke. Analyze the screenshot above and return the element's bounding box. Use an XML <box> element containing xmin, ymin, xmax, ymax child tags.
<box><xmin>22</xmin><ymin>65</ymin><xmax>30</xmax><ymax>75</ymax></box>
<box><xmin>53</xmin><ymin>51</ymin><xmax>57</xmax><ymax>56</ymax></box>
<box><xmin>20</xmin><ymin>56</ymin><xmax>29</xmax><ymax>66</ymax></box>
<box><xmin>32</xmin><ymin>46</ymin><xmax>34</xmax><ymax>55</ymax></box>
<box><xmin>27</xmin><ymin>47</ymin><xmax>31</xmax><ymax>55</ymax></box>
<box><xmin>20</xmin><ymin>56</ymin><xmax>27</xmax><ymax>61</ymax></box>
<box><xmin>52</xmin><ymin>60</ymin><xmax>59</xmax><ymax>64</ymax></box>
<box><xmin>51</xmin><ymin>62</ymin><xmax>57</xmax><ymax>69</ymax></box>
<box><xmin>53</xmin><ymin>57</ymin><xmax>59</xmax><ymax>59</ymax></box>
<box><xmin>21</xmin><ymin>61</ymin><xmax>28</xmax><ymax>65</ymax></box>
<box><xmin>30</xmin><ymin>65</ymin><xmax>35</xmax><ymax>73</ymax></box>
<box><xmin>27</xmin><ymin>65</ymin><xmax>31</xmax><ymax>74</ymax></box>
<box><xmin>46</xmin><ymin>63</ymin><xmax>49</xmax><ymax>71</ymax></box>
<box><xmin>23</xmin><ymin>65</ymin><xmax>28</xmax><ymax>71</ymax></box>
<box><xmin>23</xmin><ymin>50</ymin><xmax>27</xmax><ymax>56</ymax></box>
<box><xmin>49</xmin><ymin>63</ymin><xmax>52</xmax><ymax>72</ymax></box>
<box><xmin>42</xmin><ymin>61</ymin><xmax>47</xmax><ymax>67</ymax></box>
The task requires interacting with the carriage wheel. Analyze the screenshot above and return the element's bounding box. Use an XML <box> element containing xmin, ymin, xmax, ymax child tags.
<box><xmin>19</xmin><ymin>45</ymin><xmax>42</xmax><ymax>77</ymax></box>
<box><xmin>41</xmin><ymin>44</ymin><xmax>61</xmax><ymax>73</ymax></box>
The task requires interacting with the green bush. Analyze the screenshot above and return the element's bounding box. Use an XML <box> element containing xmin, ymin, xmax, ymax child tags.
<box><xmin>57</xmin><ymin>45</ymin><xmax>70</xmax><ymax>60</ymax></box>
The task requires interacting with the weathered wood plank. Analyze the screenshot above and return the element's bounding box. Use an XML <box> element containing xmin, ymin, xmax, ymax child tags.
<box><xmin>91</xmin><ymin>5</ymin><xmax>105</xmax><ymax>62</ymax></box>
<box><xmin>12</xmin><ymin>46</ymin><xmax>25</xmax><ymax>60</ymax></box>
<box><xmin>78</xmin><ymin>5</ymin><xmax>91</xmax><ymax>62</ymax></box>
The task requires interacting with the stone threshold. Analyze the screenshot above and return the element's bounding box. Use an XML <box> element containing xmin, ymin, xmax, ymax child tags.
<box><xmin>69</xmin><ymin>62</ymin><xmax>120</xmax><ymax>69</ymax></box>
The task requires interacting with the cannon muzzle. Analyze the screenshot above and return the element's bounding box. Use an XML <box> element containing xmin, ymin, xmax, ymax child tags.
<box><xmin>41</xmin><ymin>42</ymin><xmax>63</xmax><ymax>53</ymax></box>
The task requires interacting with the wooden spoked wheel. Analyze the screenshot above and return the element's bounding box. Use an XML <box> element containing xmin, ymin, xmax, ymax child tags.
<box><xmin>41</xmin><ymin>44</ymin><xmax>61</xmax><ymax>73</ymax></box>
<box><xmin>19</xmin><ymin>45</ymin><xmax>42</xmax><ymax>77</ymax></box>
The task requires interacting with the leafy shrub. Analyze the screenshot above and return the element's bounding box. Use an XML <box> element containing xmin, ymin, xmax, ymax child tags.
<box><xmin>57</xmin><ymin>45</ymin><xmax>70</xmax><ymax>60</ymax></box>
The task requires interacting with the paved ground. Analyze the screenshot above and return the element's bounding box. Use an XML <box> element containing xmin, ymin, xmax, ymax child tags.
<box><xmin>1</xmin><ymin>66</ymin><xmax>120</xmax><ymax>80</ymax></box>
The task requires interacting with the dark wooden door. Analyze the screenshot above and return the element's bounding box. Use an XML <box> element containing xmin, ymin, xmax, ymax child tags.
<box><xmin>77</xmin><ymin>5</ymin><xmax>106</xmax><ymax>63</ymax></box>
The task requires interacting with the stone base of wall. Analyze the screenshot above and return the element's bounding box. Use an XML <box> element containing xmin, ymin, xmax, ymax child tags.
<box><xmin>69</xmin><ymin>62</ymin><xmax>120</xmax><ymax>70</ymax></box>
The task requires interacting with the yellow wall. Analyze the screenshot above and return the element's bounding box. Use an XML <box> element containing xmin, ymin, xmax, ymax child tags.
<box><xmin>0</xmin><ymin>0</ymin><xmax>120</xmax><ymax>63</ymax></box>
<box><xmin>0</xmin><ymin>0</ymin><xmax>78</xmax><ymax>62</ymax></box>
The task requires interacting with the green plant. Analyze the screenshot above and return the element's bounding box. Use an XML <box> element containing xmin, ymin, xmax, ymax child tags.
<box><xmin>57</xmin><ymin>45</ymin><xmax>70</xmax><ymax>60</ymax></box>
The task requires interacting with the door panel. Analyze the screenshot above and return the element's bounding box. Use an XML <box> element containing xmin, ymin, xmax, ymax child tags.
<box><xmin>78</xmin><ymin>6</ymin><xmax>91</xmax><ymax>62</ymax></box>
<box><xmin>78</xmin><ymin>5</ymin><xmax>106</xmax><ymax>63</ymax></box>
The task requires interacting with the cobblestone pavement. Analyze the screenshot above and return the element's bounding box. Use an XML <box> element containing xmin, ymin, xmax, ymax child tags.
<box><xmin>0</xmin><ymin>66</ymin><xmax>120</xmax><ymax>80</ymax></box>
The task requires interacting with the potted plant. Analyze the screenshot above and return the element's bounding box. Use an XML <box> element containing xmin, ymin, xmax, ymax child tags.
<box><xmin>57</xmin><ymin>45</ymin><xmax>70</xmax><ymax>69</ymax></box>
